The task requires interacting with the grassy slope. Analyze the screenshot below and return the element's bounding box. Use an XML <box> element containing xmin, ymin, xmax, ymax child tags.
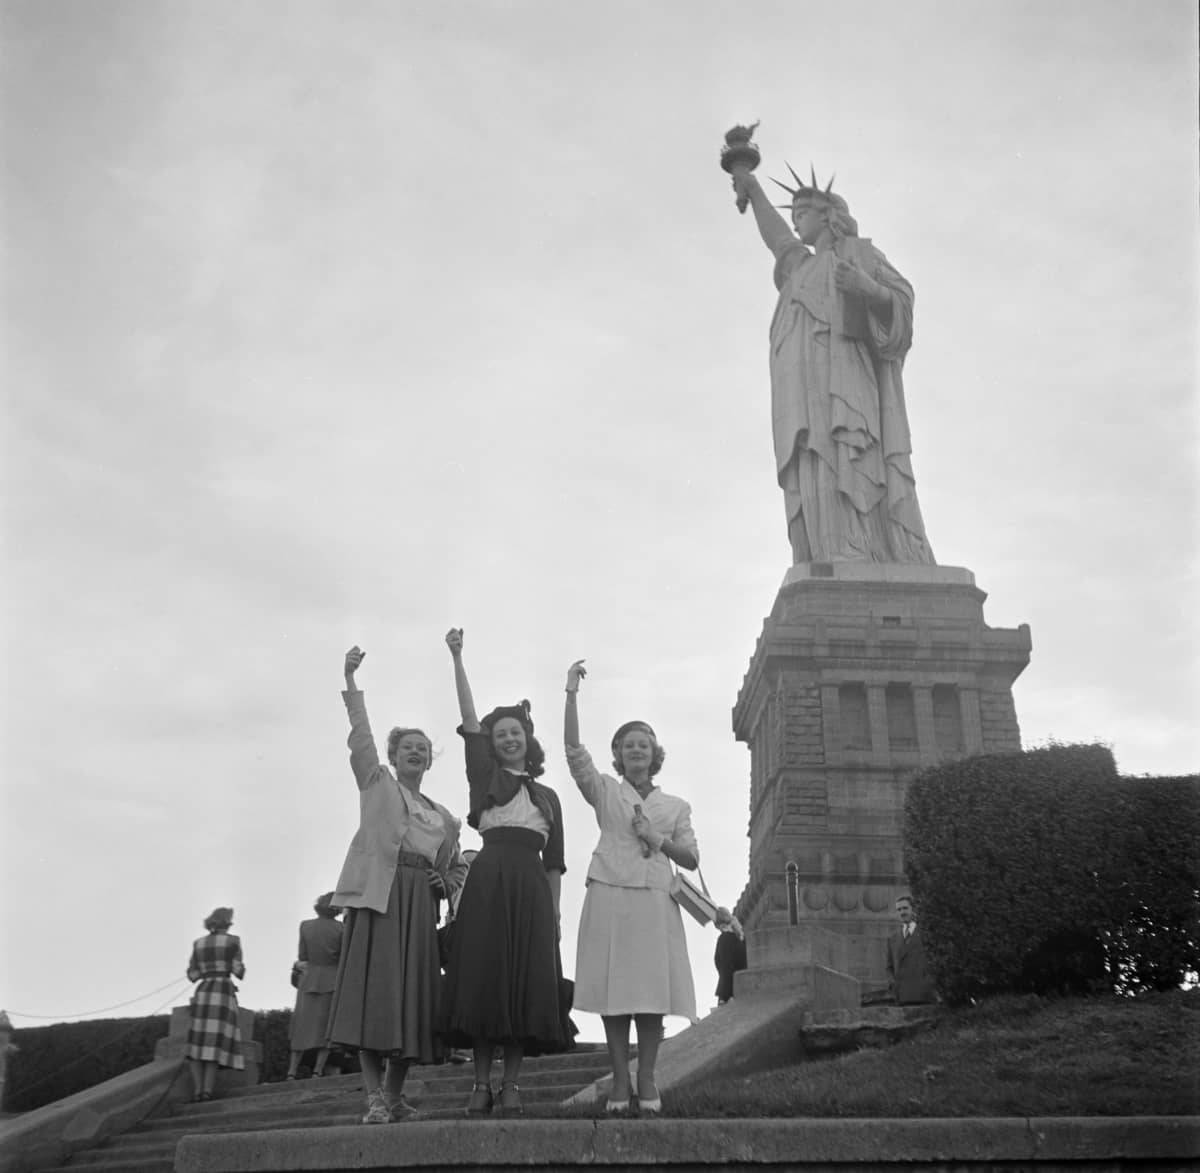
<box><xmin>666</xmin><ymin>990</ymin><xmax>1200</xmax><ymax>1118</ymax></box>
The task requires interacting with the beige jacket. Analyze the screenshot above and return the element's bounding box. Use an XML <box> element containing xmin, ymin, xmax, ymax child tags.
<box><xmin>332</xmin><ymin>690</ymin><xmax>468</xmax><ymax>914</ymax></box>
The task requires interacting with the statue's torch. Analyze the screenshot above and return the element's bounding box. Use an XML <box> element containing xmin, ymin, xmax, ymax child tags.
<box><xmin>720</xmin><ymin>122</ymin><xmax>761</xmax><ymax>213</ymax></box>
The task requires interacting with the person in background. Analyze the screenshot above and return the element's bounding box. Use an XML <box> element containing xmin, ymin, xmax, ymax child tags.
<box><xmin>286</xmin><ymin>892</ymin><xmax>343</xmax><ymax>1079</ymax></box>
<box><xmin>439</xmin><ymin>848</ymin><xmax>477</xmax><ymax>1066</ymax></box>
<box><xmin>442</xmin><ymin>627</ymin><xmax>570</xmax><ymax>1116</ymax></box>
<box><xmin>713</xmin><ymin>908</ymin><xmax>748</xmax><ymax>1005</ymax></box>
<box><xmin>185</xmin><ymin>907</ymin><xmax>245</xmax><ymax>1102</ymax></box>
<box><xmin>326</xmin><ymin>645</ymin><xmax>469</xmax><ymax>1124</ymax></box>
<box><xmin>886</xmin><ymin>893</ymin><xmax>937</xmax><ymax>1004</ymax></box>
<box><xmin>563</xmin><ymin>659</ymin><xmax>699</xmax><ymax>1116</ymax></box>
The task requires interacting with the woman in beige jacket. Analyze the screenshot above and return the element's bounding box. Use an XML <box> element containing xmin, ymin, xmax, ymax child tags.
<box><xmin>326</xmin><ymin>645</ymin><xmax>469</xmax><ymax>1124</ymax></box>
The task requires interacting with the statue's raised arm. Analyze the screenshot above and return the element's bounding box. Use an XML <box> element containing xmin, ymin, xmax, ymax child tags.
<box><xmin>721</xmin><ymin>124</ymin><xmax>936</xmax><ymax>567</ymax></box>
<box><xmin>722</xmin><ymin>124</ymin><xmax>795</xmax><ymax>258</ymax></box>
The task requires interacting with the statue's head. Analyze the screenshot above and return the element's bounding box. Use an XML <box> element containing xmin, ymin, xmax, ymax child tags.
<box><xmin>773</xmin><ymin>164</ymin><xmax>859</xmax><ymax>242</ymax></box>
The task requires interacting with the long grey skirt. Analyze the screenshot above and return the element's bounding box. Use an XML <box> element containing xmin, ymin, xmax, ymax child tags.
<box><xmin>326</xmin><ymin>860</ymin><xmax>440</xmax><ymax>1060</ymax></box>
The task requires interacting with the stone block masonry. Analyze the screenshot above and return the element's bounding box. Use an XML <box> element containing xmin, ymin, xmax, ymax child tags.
<box><xmin>732</xmin><ymin>563</ymin><xmax>1031</xmax><ymax>989</ymax></box>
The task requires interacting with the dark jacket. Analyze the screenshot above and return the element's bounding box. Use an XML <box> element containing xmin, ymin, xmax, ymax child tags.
<box><xmin>886</xmin><ymin>925</ymin><xmax>937</xmax><ymax>1004</ymax></box>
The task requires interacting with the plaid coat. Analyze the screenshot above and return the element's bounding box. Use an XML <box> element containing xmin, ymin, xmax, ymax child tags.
<box><xmin>186</xmin><ymin>932</ymin><xmax>246</xmax><ymax>1067</ymax></box>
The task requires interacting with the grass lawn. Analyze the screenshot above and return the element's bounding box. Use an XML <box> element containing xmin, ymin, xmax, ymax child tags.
<box><xmin>663</xmin><ymin>989</ymin><xmax>1200</xmax><ymax>1118</ymax></box>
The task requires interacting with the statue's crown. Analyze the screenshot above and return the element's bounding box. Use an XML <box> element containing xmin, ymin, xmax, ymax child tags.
<box><xmin>771</xmin><ymin>162</ymin><xmax>841</xmax><ymax>210</ymax></box>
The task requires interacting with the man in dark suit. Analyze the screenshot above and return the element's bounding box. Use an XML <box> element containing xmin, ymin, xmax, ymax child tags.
<box><xmin>886</xmin><ymin>894</ymin><xmax>937</xmax><ymax>1004</ymax></box>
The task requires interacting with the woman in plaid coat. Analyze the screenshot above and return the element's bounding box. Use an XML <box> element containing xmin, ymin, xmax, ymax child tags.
<box><xmin>186</xmin><ymin>907</ymin><xmax>245</xmax><ymax>1102</ymax></box>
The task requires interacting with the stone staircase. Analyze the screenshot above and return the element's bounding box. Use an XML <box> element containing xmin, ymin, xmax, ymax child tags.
<box><xmin>38</xmin><ymin>1047</ymin><xmax>614</xmax><ymax>1173</ymax></box>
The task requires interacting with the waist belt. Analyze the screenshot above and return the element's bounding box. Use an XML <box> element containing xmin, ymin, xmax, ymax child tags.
<box><xmin>396</xmin><ymin>851</ymin><xmax>433</xmax><ymax>870</ymax></box>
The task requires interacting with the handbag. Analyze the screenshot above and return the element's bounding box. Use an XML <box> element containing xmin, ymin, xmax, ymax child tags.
<box><xmin>289</xmin><ymin>962</ymin><xmax>303</xmax><ymax>989</ymax></box>
<box><xmin>669</xmin><ymin>865</ymin><xmax>718</xmax><ymax>926</ymax></box>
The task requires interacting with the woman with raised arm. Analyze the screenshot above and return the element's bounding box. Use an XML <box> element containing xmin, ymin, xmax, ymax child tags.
<box><xmin>442</xmin><ymin>627</ymin><xmax>570</xmax><ymax>1117</ymax></box>
<box><xmin>326</xmin><ymin>645</ymin><xmax>469</xmax><ymax>1125</ymax></box>
<box><xmin>563</xmin><ymin>659</ymin><xmax>698</xmax><ymax>1115</ymax></box>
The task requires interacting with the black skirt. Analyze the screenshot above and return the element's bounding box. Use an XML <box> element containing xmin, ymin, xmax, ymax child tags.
<box><xmin>439</xmin><ymin>827</ymin><xmax>572</xmax><ymax>1053</ymax></box>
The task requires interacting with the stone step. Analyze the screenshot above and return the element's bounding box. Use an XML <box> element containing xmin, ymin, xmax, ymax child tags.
<box><xmin>224</xmin><ymin>1043</ymin><xmax>612</xmax><ymax>1100</ymax></box>
<box><xmin>49</xmin><ymin>1135</ymin><xmax>178</xmax><ymax>1163</ymax></box>
<box><xmin>134</xmin><ymin>1082</ymin><xmax>593</xmax><ymax>1137</ymax></box>
<box><xmin>158</xmin><ymin>1073</ymin><xmax>607</xmax><ymax>1119</ymax></box>
<box><xmin>47</xmin><ymin>1047</ymin><xmax>618</xmax><ymax>1171</ymax></box>
<box><xmin>41</xmin><ymin>1155</ymin><xmax>174</xmax><ymax>1173</ymax></box>
<box><xmin>797</xmin><ymin>1003</ymin><xmax>943</xmax><ymax>1057</ymax></box>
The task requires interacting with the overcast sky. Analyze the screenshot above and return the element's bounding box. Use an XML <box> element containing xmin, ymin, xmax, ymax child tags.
<box><xmin>3</xmin><ymin>0</ymin><xmax>1196</xmax><ymax>1040</ymax></box>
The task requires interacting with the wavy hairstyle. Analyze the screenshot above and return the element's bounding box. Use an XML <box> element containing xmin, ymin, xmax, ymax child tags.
<box><xmin>610</xmin><ymin>720</ymin><xmax>666</xmax><ymax>778</ymax></box>
<box><xmin>203</xmin><ymin>907</ymin><xmax>234</xmax><ymax>933</ymax></box>
<box><xmin>481</xmin><ymin>701</ymin><xmax>546</xmax><ymax>778</ymax></box>
<box><xmin>387</xmin><ymin>726</ymin><xmax>434</xmax><ymax>770</ymax></box>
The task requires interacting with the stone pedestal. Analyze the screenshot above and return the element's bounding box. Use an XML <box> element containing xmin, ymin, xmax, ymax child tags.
<box><xmin>732</xmin><ymin>563</ymin><xmax>1030</xmax><ymax>990</ymax></box>
<box><xmin>155</xmin><ymin>1006</ymin><xmax>262</xmax><ymax>1091</ymax></box>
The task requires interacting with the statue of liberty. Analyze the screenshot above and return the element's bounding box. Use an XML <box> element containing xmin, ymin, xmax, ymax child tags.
<box><xmin>727</xmin><ymin>135</ymin><xmax>936</xmax><ymax>565</ymax></box>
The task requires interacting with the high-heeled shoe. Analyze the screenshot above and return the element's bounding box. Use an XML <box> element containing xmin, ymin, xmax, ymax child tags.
<box><xmin>497</xmin><ymin>1081</ymin><xmax>522</xmax><ymax>1116</ymax></box>
<box><xmin>466</xmin><ymin>1083</ymin><xmax>493</xmax><ymax>1115</ymax></box>
<box><xmin>604</xmin><ymin>1096</ymin><xmax>631</xmax><ymax>1115</ymax></box>
<box><xmin>636</xmin><ymin>1083</ymin><xmax>662</xmax><ymax>1115</ymax></box>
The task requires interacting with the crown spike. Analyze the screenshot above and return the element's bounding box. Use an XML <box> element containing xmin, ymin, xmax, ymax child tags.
<box><xmin>824</xmin><ymin>172</ymin><xmax>836</xmax><ymax>195</ymax></box>
<box><xmin>770</xmin><ymin>176</ymin><xmax>799</xmax><ymax>197</ymax></box>
<box><xmin>810</xmin><ymin>163</ymin><xmax>819</xmax><ymax>189</ymax></box>
<box><xmin>786</xmin><ymin>161</ymin><xmax>805</xmax><ymax>190</ymax></box>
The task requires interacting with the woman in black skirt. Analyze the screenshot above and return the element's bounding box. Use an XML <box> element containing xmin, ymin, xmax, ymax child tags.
<box><xmin>442</xmin><ymin>626</ymin><xmax>570</xmax><ymax>1116</ymax></box>
<box><xmin>327</xmin><ymin>645</ymin><xmax>470</xmax><ymax>1124</ymax></box>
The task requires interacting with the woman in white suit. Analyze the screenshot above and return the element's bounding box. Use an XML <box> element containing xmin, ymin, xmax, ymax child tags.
<box><xmin>563</xmin><ymin>659</ymin><xmax>699</xmax><ymax>1115</ymax></box>
<box><xmin>326</xmin><ymin>645</ymin><xmax>469</xmax><ymax>1124</ymax></box>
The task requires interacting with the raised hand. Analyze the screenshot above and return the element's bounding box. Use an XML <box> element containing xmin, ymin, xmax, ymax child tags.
<box><xmin>566</xmin><ymin>659</ymin><xmax>587</xmax><ymax>692</ymax></box>
<box><xmin>445</xmin><ymin>627</ymin><xmax>464</xmax><ymax>657</ymax></box>
<box><xmin>344</xmin><ymin>646</ymin><xmax>366</xmax><ymax>676</ymax></box>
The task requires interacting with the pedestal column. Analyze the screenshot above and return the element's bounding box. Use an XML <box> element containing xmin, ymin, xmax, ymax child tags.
<box><xmin>732</xmin><ymin>563</ymin><xmax>1030</xmax><ymax>992</ymax></box>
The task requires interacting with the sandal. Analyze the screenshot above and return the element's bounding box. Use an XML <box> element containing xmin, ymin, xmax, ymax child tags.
<box><xmin>466</xmin><ymin>1083</ymin><xmax>493</xmax><ymax>1115</ymax></box>
<box><xmin>362</xmin><ymin>1088</ymin><xmax>390</xmax><ymax>1124</ymax></box>
<box><xmin>497</xmin><ymin>1081</ymin><xmax>522</xmax><ymax>1116</ymax></box>
<box><xmin>386</xmin><ymin>1093</ymin><xmax>418</xmax><ymax>1121</ymax></box>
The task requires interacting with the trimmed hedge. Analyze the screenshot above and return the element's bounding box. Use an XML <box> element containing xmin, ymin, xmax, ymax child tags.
<box><xmin>6</xmin><ymin>1016</ymin><xmax>171</xmax><ymax>1112</ymax></box>
<box><xmin>4</xmin><ymin>1008</ymin><xmax>356</xmax><ymax>1108</ymax></box>
<box><xmin>904</xmin><ymin>743</ymin><xmax>1200</xmax><ymax>1004</ymax></box>
<box><xmin>254</xmin><ymin>1009</ymin><xmax>294</xmax><ymax>1083</ymax></box>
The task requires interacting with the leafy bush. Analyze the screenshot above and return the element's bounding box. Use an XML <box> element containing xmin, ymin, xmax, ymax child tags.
<box><xmin>904</xmin><ymin>744</ymin><xmax>1199</xmax><ymax>1004</ymax></box>
<box><xmin>1102</xmin><ymin>776</ymin><xmax>1200</xmax><ymax>993</ymax></box>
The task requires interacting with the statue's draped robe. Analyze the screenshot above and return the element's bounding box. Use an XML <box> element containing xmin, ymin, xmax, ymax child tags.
<box><xmin>769</xmin><ymin>236</ymin><xmax>935</xmax><ymax>564</ymax></box>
